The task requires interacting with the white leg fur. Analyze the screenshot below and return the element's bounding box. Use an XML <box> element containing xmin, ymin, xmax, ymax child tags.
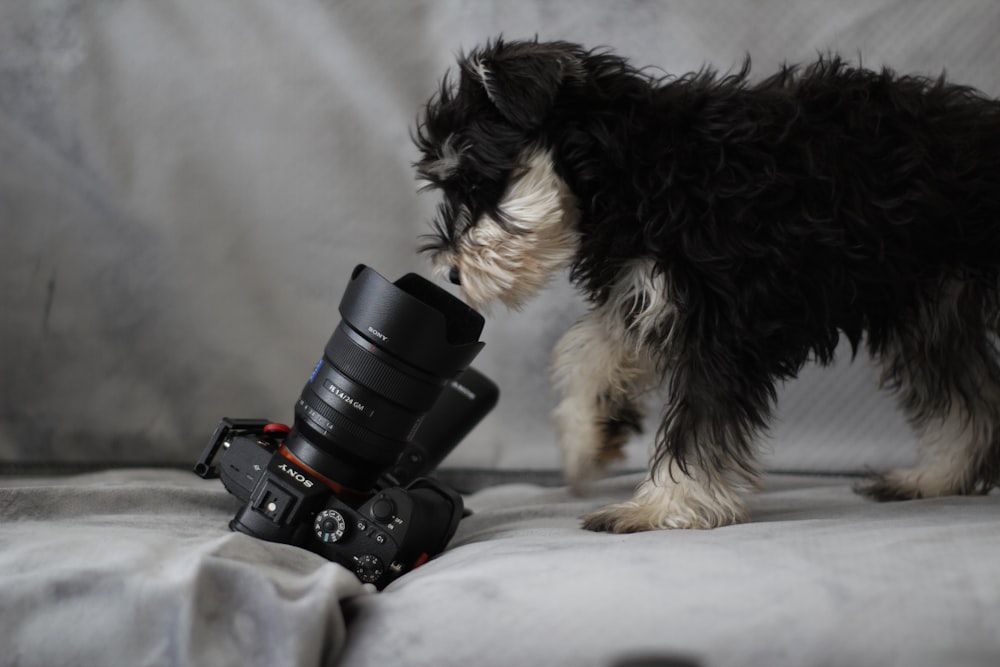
<box><xmin>869</xmin><ymin>279</ymin><xmax>1000</xmax><ymax>499</ymax></box>
<box><xmin>877</xmin><ymin>372</ymin><xmax>999</xmax><ymax>498</ymax></box>
<box><xmin>582</xmin><ymin>460</ymin><xmax>750</xmax><ymax>531</ymax></box>
<box><xmin>551</xmin><ymin>260</ymin><xmax>666</xmax><ymax>492</ymax></box>
<box><xmin>551</xmin><ymin>309</ymin><xmax>652</xmax><ymax>492</ymax></box>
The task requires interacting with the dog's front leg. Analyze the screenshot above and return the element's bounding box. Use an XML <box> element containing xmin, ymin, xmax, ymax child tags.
<box><xmin>551</xmin><ymin>306</ymin><xmax>656</xmax><ymax>493</ymax></box>
<box><xmin>582</xmin><ymin>341</ymin><xmax>769</xmax><ymax>532</ymax></box>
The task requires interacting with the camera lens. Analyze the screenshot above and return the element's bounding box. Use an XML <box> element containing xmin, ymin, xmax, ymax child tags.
<box><xmin>281</xmin><ymin>265</ymin><xmax>485</xmax><ymax>492</ymax></box>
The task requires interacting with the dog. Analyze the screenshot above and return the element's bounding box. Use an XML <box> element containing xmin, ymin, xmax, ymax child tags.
<box><xmin>412</xmin><ymin>38</ymin><xmax>1000</xmax><ymax>532</ymax></box>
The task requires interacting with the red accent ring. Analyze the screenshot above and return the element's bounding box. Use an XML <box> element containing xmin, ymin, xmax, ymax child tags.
<box><xmin>276</xmin><ymin>445</ymin><xmax>368</xmax><ymax>500</ymax></box>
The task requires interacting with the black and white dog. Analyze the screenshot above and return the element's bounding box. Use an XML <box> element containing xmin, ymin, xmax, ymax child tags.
<box><xmin>413</xmin><ymin>38</ymin><xmax>1000</xmax><ymax>532</ymax></box>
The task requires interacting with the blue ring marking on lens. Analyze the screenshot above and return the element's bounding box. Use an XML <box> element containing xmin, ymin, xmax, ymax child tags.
<box><xmin>308</xmin><ymin>359</ymin><xmax>323</xmax><ymax>382</ymax></box>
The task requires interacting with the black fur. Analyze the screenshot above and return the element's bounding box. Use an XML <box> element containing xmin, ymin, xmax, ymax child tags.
<box><xmin>415</xmin><ymin>38</ymin><xmax>1000</xmax><ymax>505</ymax></box>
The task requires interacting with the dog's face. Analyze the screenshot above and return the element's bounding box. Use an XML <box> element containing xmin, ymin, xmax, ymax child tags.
<box><xmin>414</xmin><ymin>40</ymin><xmax>584</xmax><ymax>311</ymax></box>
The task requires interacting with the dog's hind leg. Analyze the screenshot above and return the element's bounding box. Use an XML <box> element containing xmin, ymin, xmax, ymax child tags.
<box><xmin>861</xmin><ymin>280</ymin><xmax>1000</xmax><ymax>499</ymax></box>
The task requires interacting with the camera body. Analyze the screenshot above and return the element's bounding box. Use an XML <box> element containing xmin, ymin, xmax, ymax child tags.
<box><xmin>196</xmin><ymin>417</ymin><xmax>468</xmax><ymax>588</ymax></box>
<box><xmin>194</xmin><ymin>265</ymin><xmax>497</xmax><ymax>589</ymax></box>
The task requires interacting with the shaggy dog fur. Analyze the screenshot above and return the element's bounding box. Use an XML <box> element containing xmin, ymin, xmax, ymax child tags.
<box><xmin>413</xmin><ymin>38</ymin><xmax>1000</xmax><ymax>532</ymax></box>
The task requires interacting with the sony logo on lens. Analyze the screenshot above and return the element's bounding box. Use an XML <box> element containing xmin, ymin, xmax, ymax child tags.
<box><xmin>367</xmin><ymin>326</ymin><xmax>388</xmax><ymax>342</ymax></box>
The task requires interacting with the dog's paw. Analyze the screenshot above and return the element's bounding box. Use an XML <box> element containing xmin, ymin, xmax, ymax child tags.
<box><xmin>581</xmin><ymin>501</ymin><xmax>704</xmax><ymax>532</ymax></box>
<box><xmin>563</xmin><ymin>446</ymin><xmax>615</xmax><ymax>495</ymax></box>
<box><xmin>558</xmin><ymin>422</ymin><xmax>632</xmax><ymax>495</ymax></box>
<box><xmin>581</xmin><ymin>477</ymin><xmax>748</xmax><ymax>532</ymax></box>
<box><xmin>855</xmin><ymin>466</ymin><xmax>980</xmax><ymax>501</ymax></box>
<box><xmin>556</xmin><ymin>405</ymin><xmax>616</xmax><ymax>495</ymax></box>
<box><xmin>854</xmin><ymin>471</ymin><xmax>923</xmax><ymax>501</ymax></box>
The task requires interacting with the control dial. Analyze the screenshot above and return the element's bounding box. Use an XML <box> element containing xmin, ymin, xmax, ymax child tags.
<box><xmin>314</xmin><ymin>509</ymin><xmax>347</xmax><ymax>543</ymax></box>
<box><xmin>353</xmin><ymin>554</ymin><xmax>385</xmax><ymax>584</ymax></box>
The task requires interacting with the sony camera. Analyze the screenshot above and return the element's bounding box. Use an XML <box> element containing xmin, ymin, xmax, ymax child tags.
<box><xmin>194</xmin><ymin>265</ymin><xmax>497</xmax><ymax>589</ymax></box>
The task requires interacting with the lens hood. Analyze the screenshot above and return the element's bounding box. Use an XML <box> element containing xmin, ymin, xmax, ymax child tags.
<box><xmin>338</xmin><ymin>265</ymin><xmax>485</xmax><ymax>377</ymax></box>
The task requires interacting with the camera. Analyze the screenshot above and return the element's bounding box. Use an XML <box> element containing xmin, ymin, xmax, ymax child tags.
<box><xmin>194</xmin><ymin>265</ymin><xmax>498</xmax><ymax>589</ymax></box>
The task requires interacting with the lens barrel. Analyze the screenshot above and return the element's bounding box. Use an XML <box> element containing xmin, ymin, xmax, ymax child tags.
<box><xmin>283</xmin><ymin>265</ymin><xmax>485</xmax><ymax>492</ymax></box>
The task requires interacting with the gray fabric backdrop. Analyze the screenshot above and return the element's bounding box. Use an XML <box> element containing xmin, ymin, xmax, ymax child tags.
<box><xmin>4</xmin><ymin>0</ymin><xmax>1000</xmax><ymax>472</ymax></box>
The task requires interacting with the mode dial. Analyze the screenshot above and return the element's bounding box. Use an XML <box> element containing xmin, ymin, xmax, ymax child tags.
<box><xmin>314</xmin><ymin>509</ymin><xmax>347</xmax><ymax>543</ymax></box>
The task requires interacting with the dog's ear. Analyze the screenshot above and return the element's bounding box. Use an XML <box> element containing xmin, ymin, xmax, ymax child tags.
<box><xmin>461</xmin><ymin>39</ymin><xmax>583</xmax><ymax>128</ymax></box>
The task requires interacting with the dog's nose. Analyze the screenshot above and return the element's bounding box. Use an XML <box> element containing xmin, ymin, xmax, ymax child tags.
<box><xmin>448</xmin><ymin>266</ymin><xmax>461</xmax><ymax>285</ymax></box>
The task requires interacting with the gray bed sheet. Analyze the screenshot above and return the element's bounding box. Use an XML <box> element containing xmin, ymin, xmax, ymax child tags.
<box><xmin>0</xmin><ymin>469</ymin><xmax>369</xmax><ymax>667</ymax></box>
<box><xmin>2</xmin><ymin>469</ymin><xmax>998</xmax><ymax>667</ymax></box>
